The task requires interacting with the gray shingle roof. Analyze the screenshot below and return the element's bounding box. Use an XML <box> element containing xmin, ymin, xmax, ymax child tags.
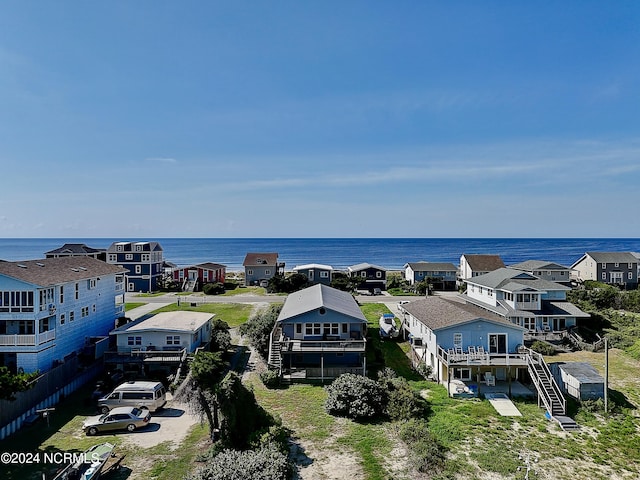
<box><xmin>509</xmin><ymin>260</ymin><xmax>570</xmax><ymax>271</ymax></box>
<box><xmin>0</xmin><ymin>257</ymin><xmax>127</xmax><ymax>287</ymax></box>
<box><xmin>402</xmin><ymin>296</ymin><xmax>519</xmax><ymax>331</ymax></box>
<box><xmin>277</xmin><ymin>284</ymin><xmax>366</xmax><ymax>323</ymax></box>
<box><xmin>467</xmin><ymin>268</ymin><xmax>570</xmax><ymax>292</ymax></box>
<box><xmin>585</xmin><ymin>252</ymin><xmax>638</xmax><ymax>264</ymax></box>
<box><xmin>348</xmin><ymin>263</ymin><xmax>387</xmax><ymax>272</ymax></box>
<box><xmin>45</xmin><ymin>243</ymin><xmax>105</xmax><ymax>255</ymax></box>
<box><xmin>405</xmin><ymin>262</ymin><xmax>457</xmax><ymax>271</ymax></box>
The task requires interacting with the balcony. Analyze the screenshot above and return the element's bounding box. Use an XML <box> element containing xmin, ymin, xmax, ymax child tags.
<box><xmin>280</xmin><ymin>338</ymin><xmax>366</xmax><ymax>353</ymax></box>
<box><xmin>436</xmin><ymin>345</ymin><xmax>528</xmax><ymax>367</ymax></box>
<box><xmin>104</xmin><ymin>347</ymin><xmax>187</xmax><ymax>365</ymax></box>
<box><xmin>0</xmin><ymin>329</ymin><xmax>56</xmax><ymax>347</ymax></box>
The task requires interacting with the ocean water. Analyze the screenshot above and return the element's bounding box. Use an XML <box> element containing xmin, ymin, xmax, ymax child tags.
<box><xmin>1</xmin><ymin>238</ymin><xmax>640</xmax><ymax>271</ymax></box>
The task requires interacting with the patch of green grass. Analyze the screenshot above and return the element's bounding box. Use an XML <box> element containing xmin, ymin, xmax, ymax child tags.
<box><xmin>132</xmin><ymin>292</ymin><xmax>166</xmax><ymax>297</ymax></box>
<box><xmin>337</xmin><ymin>422</ymin><xmax>392</xmax><ymax>480</ymax></box>
<box><xmin>144</xmin><ymin>423</ymin><xmax>209</xmax><ymax>479</ymax></box>
<box><xmin>251</xmin><ymin>382</ymin><xmax>335</xmax><ymax>443</ymax></box>
<box><xmin>220</xmin><ymin>286</ymin><xmax>266</xmax><ymax>296</ymax></box>
<box><xmin>125</xmin><ymin>302</ymin><xmax>146</xmax><ymax>311</ymax></box>
<box><xmin>153</xmin><ymin>302</ymin><xmax>255</xmax><ymax>328</ymax></box>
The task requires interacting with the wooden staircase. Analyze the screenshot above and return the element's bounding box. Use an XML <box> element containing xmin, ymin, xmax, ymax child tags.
<box><xmin>526</xmin><ymin>348</ymin><xmax>579</xmax><ymax>431</ymax></box>
<box><xmin>267</xmin><ymin>326</ymin><xmax>283</xmax><ymax>369</ymax></box>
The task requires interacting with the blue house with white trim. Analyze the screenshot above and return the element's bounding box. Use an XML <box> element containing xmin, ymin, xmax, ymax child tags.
<box><xmin>0</xmin><ymin>257</ymin><xmax>126</xmax><ymax>374</ymax></box>
<box><xmin>268</xmin><ymin>284</ymin><xmax>367</xmax><ymax>381</ymax></box>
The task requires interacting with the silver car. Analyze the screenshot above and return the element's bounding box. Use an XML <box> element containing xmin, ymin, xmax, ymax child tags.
<box><xmin>82</xmin><ymin>406</ymin><xmax>151</xmax><ymax>436</ymax></box>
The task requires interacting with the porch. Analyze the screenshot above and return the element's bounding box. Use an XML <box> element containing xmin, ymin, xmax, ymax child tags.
<box><xmin>447</xmin><ymin>378</ymin><xmax>535</xmax><ymax>399</ymax></box>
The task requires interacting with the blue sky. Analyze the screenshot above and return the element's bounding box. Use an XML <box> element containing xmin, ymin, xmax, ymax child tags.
<box><xmin>1</xmin><ymin>1</ymin><xmax>639</xmax><ymax>238</ymax></box>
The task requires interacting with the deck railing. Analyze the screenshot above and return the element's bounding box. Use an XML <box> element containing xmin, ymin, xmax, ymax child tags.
<box><xmin>280</xmin><ymin>338</ymin><xmax>366</xmax><ymax>352</ymax></box>
<box><xmin>436</xmin><ymin>345</ymin><xmax>528</xmax><ymax>366</ymax></box>
<box><xmin>0</xmin><ymin>329</ymin><xmax>56</xmax><ymax>346</ymax></box>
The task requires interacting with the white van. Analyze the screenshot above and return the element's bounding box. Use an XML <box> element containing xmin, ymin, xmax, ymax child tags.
<box><xmin>97</xmin><ymin>381</ymin><xmax>166</xmax><ymax>414</ymax></box>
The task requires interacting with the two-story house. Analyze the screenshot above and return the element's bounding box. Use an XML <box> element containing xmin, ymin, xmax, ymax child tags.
<box><xmin>292</xmin><ymin>264</ymin><xmax>333</xmax><ymax>286</ymax></box>
<box><xmin>403</xmin><ymin>262</ymin><xmax>458</xmax><ymax>290</ymax></box>
<box><xmin>402</xmin><ymin>296</ymin><xmax>528</xmax><ymax>394</ymax></box>
<box><xmin>462</xmin><ymin>268</ymin><xmax>589</xmax><ymax>333</ymax></box>
<box><xmin>458</xmin><ymin>254</ymin><xmax>505</xmax><ymax>282</ymax></box>
<box><xmin>268</xmin><ymin>284</ymin><xmax>368</xmax><ymax>382</ymax></box>
<box><xmin>508</xmin><ymin>260</ymin><xmax>572</xmax><ymax>286</ymax></box>
<box><xmin>0</xmin><ymin>257</ymin><xmax>126</xmax><ymax>374</ymax></box>
<box><xmin>44</xmin><ymin>243</ymin><xmax>106</xmax><ymax>261</ymax></box>
<box><xmin>347</xmin><ymin>263</ymin><xmax>387</xmax><ymax>293</ymax></box>
<box><xmin>571</xmin><ymin>252</ymin><xmax>638</xmax><ymax>289</ymax></box>
<box><xmin>243</xmin><ymin>252</ymin><xmax>284</xmax><ymax>287</ymax></box>
<box><xmin>172</xmin><ymin>262</ymin><xmax>226</xmax><ymax>291</ymax></box>
<box><xmin>106</xmin><ymin>241</ymin><xmax>164</xmax><ymax>293</ymax></box>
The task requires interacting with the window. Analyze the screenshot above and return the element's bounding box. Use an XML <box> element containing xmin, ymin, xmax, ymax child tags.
<box><xmin>265</xmin><ymin>269</ymin><xmax>271</xmax><ymax>275</ymax></box>
<box><xmin>602</xmin><ymin>272</ymin><xmax>607</xmax><ymax>280</ymax></box>
<box><xmin>305</xmin><ymin>323</ymin><xmax>321</xmax><ymax>335</ymax></box>
<box><xmin>523</xmin><ymin>318</ymin><xmax>536</xmax><ymax>331</ymax></box>
<box><xmin>615</xmin><ymin>263</ymin><xmax>619</xmax><ymax>268</ymax></box>
<box><xmin>166</xmin><ymin>335</ymin><xmax>181</xmax><ymax>345</ymax></box>
<box><xmin>320</xmin><ymin>271</ymin><xmax>329</xmax><ymax>278</ymax></box>
<box><xmin>109</xmin><ymin>254</ymin><xmax>117</xmax><ymax>262</ymax></box>
<box><xmin>135</xmin><ymin>265</ymin><xmax>142</xmax><ymax>274</ymax></box>
<box><xmin>81</xmin><ymin>307</ymin><xmax>89</xmax><ymax>317</ymax></box>
<box><xmin>126</xmin><ymin>254</ymin><xmax>133</xmax><ymax>260</ymax></box>
<box><xmin>75</xmin><ymin>283</ymin><xmax>79</xmax><ymax>300</ymax></box>
<box><xmin>295</xmin><ymin>324</ymin><xmax>302</xmax><ymax>334</ymax></box>
<box><xmin>59</xmin><ymin>286</ymin><xmax>64</xmax><ymax>303</ymax></box>
<box><xmin>247</xmin><ymin>269</ymin><xmax>253</xmax><ymax>275</ymax></box>
<box><xmin>142</xmin><ymin>254</ymin><xmax>150</xmax><ymax>262</ymax></box>
<box><xmin>92</xmin><ymin>304</ymin><xmax>96</xmax><ymax>313</ymax></box>
<box><xmin>323</xmin><ymin>323</ymin><xmax>339</xmax><ymax>335</ymax></box>
<box><xmin>629</xmin><ymin>263</ymin><xmax>633</xmax><ymax>269</ymax></box>
<box><xmin>88</xmin><ymin>279</ymin><xmax>96</xmax><ymax>289</ymax></box>
<box><xmin>127</xmin><ymin>336</ymin><xmax>142</xmax><ymax>346</ymax></box>
<box><xmin>629</xmin><ymin>272</ymin><xmax>633</xmax><ymax>280</ymax></box>
<box><xmin>454</xmin><ymin>333</ymin><xmax>462</xmax><ymax>348</ymax></box>
<box><xmin>342</xmin><ymin>324</ymin><xmax>348</xmax><ymax>334</ymax></box>
<box><xmin>136</xmin><ymin>244</ymin><xmax>142</xmax><ymax>251</ymax></box>
<box><xmin>117</xmin><ymin>245</ymin><xmax>123</xmax><ymax>252</ymax></box>
<box><xmin>70</xmin><ymin>311</ymin><xmax>75</xmax><ymax>322</ymax></box>
<box><xmin>601</xmin><ymin>263</ymin><xmax>607</xmax><ymax>269</ymax></box>
<box><xmin>375</xmin><ymin>271</ymin><xmax>382</xmax><ymax>278</ymax></box>
<box><xmin>361</xmin><ymin>271</ymin><xmax>367</xmax><ymax>277</ymax></box>
<box><xmin>60</xmin><ymin>313</ymin><xmax>65</xmax><ymax>325</ymax></box>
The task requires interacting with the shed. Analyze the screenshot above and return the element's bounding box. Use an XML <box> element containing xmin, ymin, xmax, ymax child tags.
<box><xmin>549</xmin><ymin>362</ymin><xmax>604</xmax><ymax>401</ymax></box>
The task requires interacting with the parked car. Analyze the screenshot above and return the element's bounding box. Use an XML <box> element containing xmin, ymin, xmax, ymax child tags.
<box><xmin>97</xmin><ymin>380</ymin><xmax>166</xmax><ymax>414</ymax></box>
<box><xmin>83</xmin><ymin>406</ymin><xmax>151</xmax><ymax>436</ymax></box>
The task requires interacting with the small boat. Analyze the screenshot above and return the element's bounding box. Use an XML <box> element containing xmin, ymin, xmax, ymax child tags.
<box><xmin>52</xmin><ymin>442</ymin><xmax>115</xmax><ymax>480</ymax></box>
<box><xmin>379</xmin><ymin>314</ymin><xmax>398</xmax><ymax>338</ymax></box>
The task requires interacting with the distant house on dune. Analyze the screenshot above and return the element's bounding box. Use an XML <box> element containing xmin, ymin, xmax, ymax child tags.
<box><xmin>45</xmin><ymin>243</ymin><xmax>106</xmax><ymax>261</ymax></box>
<box><xmin>243</xmin><ymin>252</ymin><xmax>284</xmax><ymax>287</ymax></box>
<box><xmin>172</xmin><ymin>262</ymin><xmax>226</xmax><ymax>292</ymax></box>
<box><xmin>571</xmin><ymin>251</ymin><xmax>638</xmax><ymax>289</ymax></box>
<box><xmin>292</xmin><ymin>264</ymin><xmax>333</xmax><ymax>286</ymax></box>
<box><xmin>459</xmin><ymin>254</ymin><xmax>505</xmax><ymax>281</ymax></box>
<box><xmin>403</xmin><ymin>262</ymin><xmax>457</xmax><ymax>290</ymax></box>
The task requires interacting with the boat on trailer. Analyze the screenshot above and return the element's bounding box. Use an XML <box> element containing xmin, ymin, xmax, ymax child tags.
<box><xmin>379</xmin><ymin>314</ymin><xmax>399</xmax><ymax>338</ymax></box>
<box><xmin>52</xmin><ymin>442</ymin><xmax>115</xmax><ymax>480</ymax></box>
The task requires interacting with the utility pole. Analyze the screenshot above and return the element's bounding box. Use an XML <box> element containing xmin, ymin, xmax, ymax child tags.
<box><xmin>604</xmin><ymin>336</ymin><xmax>609</xmax><ymax>414</ymax></box>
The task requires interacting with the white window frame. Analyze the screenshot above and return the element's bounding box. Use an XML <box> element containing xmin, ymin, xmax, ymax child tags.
<box><xmin>454</xmin><ymin>333</ymin><xmax>462</xmax><ymax>349</ymax></box>
<box><xmin>126</xmin><ymin>254</ymin><xmax>133</xmax><ymax>260</ymax></box>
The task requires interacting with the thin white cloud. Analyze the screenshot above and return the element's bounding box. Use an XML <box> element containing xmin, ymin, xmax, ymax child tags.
<box><xmin>145</xmin><ymin>157</ymin><xmax>178</xmax><ymax>164</ymax></box>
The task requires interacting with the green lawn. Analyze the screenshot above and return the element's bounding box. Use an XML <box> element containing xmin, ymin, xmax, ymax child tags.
<box><xmin>124</xmin><ymin>302</ymin><xmax>146</xmax><ymax>311</ymax></box>
<box><xmin>153</xmin><ymin>302</ymin><xmax>255</xmax><ymax>328</ymax></box>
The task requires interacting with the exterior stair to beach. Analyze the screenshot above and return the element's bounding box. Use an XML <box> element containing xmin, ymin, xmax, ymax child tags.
<box><xmin>526</xmin><ymin>348</ymin><xmax>579</xmax><ymax>431</ymax></box>
<box><xmin>267</xmin><ymin>325</ymin><xmax>283</xmax><ymax>369</ymax></box>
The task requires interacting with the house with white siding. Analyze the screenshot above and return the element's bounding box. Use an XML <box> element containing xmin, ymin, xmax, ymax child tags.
<box><xmin>0</xmin><ymin>257</ymin><xmax>126</xmax><ymax>374</ymax></box>
<box><xmin>461</xmin><ymin>268</ymin><xmax>589</xmax><ymax>334</ymax></box>
<box><xmin>459</xmin><ymin>254</ymin><xmax>505</xmax><ymax>281</ymax></box>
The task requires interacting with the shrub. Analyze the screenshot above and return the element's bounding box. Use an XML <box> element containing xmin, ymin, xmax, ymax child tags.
<box><xmin>187</xmin><ymin>443</ymin><xmax>291</xmax><ymax>480</ymax></box>
<box><xmin>203</xmin><ymin>282</ymin><xmax>226</xmax><ymax>295</ymax></box>
<box><xmin>530</xmin><ymin>340</ymin><xmax>556</xmax><ymax>356</ymax></box>
<box><xmin>398</xmin><ymin>419</ymin><xmax>447</xmax><ymax>473</ymax></box>
<box><xmin>210</xmin><ymin>319</ymin><xmax>231</xmax><ymax>352</ymax></box>
<box><xmin>239</xmin><ymin>304</ymin><xmax>283</xmax><ymax>360</ymax></box>
<box><xmin>260</xmin><ymin>369</ymin><xmax>281</xmax><ymax>389</ymax></box>
<box><xmin>414</xmin><ymin>362</ymin><xmax>433</xmax><ymax>380</ymax></box>
<box><xmin>325</xmin><ymin>373</ymin><xmax>386</xmax><ymax>420</ymax></box>
<box><xmin>223</xmin><ymin>280</ymin><xmax>239</xmax><ymax>290</ymax></box>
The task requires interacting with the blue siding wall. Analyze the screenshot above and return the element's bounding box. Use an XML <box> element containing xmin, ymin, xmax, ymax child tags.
<box><xmin>437</xmin><ymin>320</ymin><xmax>524</xmax><ymax>352</ymax></box>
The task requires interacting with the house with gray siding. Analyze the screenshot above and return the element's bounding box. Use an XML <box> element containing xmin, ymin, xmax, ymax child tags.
<box><xmin>347</xmin><ymin>263</ymin><xmax>387</xmax><ymax>292</ymax></box>
<box><xmin>508</xmin><ymin>260</ymin><xmax>572</xmax><ymax>286</ymax></box>
<box><xmin>404</xmin><ymin>262</ymin><xmax>457</xmax><ymax>290</ymax></box>
<box><xmin>571</xmin><ymin>251</ymin><xmax>638</xmax><ymax>289</ymax></box>
<box><xmin>0</xmin><ymin>257</ymin><xmax>126</xmax><ymax>374</ymax></box>
<box><xmin>243</xmin><ymin>252</ymin><xmax>284</xmax><ymax>286</ymax></box>
<box><xmin>292</xmin><ymin>264</ymin><xmax>333</xmax><ymax>286</ymax></box>
<box><xmin>268</xmin><ymin>284</ymin><xmax>367</xmax><ymax>381</ymax></box>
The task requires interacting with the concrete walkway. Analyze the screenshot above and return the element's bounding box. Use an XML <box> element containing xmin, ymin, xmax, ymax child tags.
<box><xmin>485</xmin><ymin>393</ymin><xmax>522</xmax><ymax>416</ymax></box>
<box><xmin>126</xmin><ymin>302</ymin><xmax>173</xmax><ymax>320</ymax></box>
